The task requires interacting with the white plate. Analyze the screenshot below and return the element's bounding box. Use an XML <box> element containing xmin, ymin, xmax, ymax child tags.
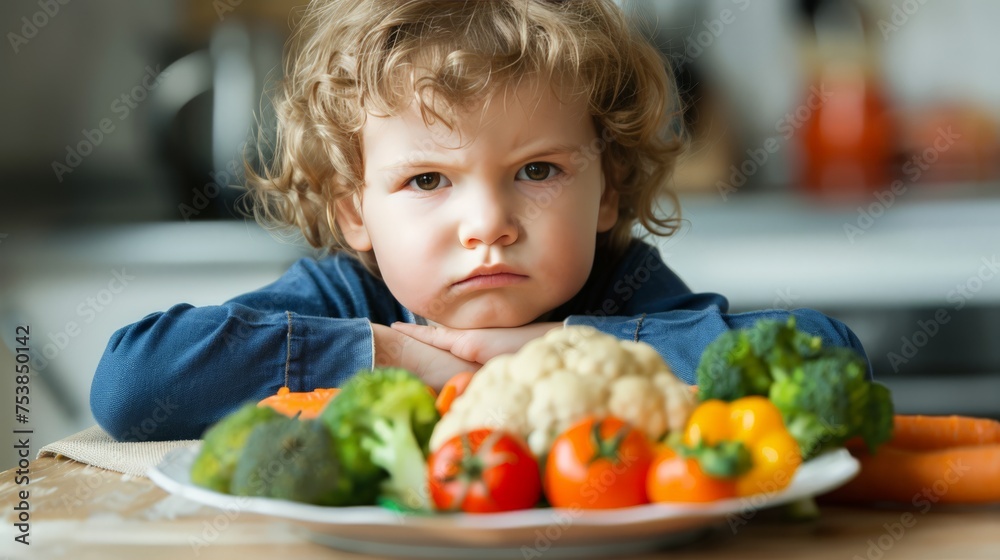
<box><xmin>149</xmin><ymin>444</ymin><xmax>859</xmax><ymax>558</ymax></box>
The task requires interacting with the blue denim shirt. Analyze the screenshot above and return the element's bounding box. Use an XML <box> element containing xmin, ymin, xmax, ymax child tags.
<box><xmin>90</xmin><ymin>238</ymin><xmax>870</xmax><ymax>441</ymax></box>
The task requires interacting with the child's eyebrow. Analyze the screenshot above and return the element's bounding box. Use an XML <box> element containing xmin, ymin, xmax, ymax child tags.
<box><xmin>383</xmin><ymin>141</ymin><xmax>582</xmax><ymax>175</ymax></box>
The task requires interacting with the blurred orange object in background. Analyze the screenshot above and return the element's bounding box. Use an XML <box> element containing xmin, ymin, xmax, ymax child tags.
<box><xmin>258</xmin><ymin>387</ymin><xmax>339</xmax><ymax>419</ymax></box>
<box><xmin>800</xmin><ymin>63</ymin><xmax>895</xmax><ymax>201</ymax></box>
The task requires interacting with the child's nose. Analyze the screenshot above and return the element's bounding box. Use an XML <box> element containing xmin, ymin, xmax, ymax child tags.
<box><xmin>457</xmin><ymin>183</ymin><xmax>519</xmax><ymax>249</ymax></box>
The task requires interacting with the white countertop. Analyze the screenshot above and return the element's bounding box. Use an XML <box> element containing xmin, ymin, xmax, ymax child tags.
<box><xmin>657</xmin><ymin>191</ymin><xmax>1000</xmax><ymax>309</ymax></box>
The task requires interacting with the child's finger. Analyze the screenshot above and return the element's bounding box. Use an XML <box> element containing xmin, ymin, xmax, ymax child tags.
<box><xmin>391</xmin><ymin>322</ymin><xmax>456</xmax><ymax>351</ymax></box>
<box><xmin>390</xmin><ymin>322</ymin><xmax>432</xmax><ymax>340</ymax></box>
<box><xmin>448</xmin><ymin>332</ymin><xmax>487</xmax><ymax>364</ymax></box>
<box><xmin>409</xmin><ymin>342</ymin><xmax>479</xmax><ymax>390</ymax></box>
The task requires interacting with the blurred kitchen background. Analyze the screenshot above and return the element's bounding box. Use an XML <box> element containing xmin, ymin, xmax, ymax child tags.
<box><xmin>1</xmin><ymin>0</ymin><xmax>999</xmax><ymax>470</ymax></box>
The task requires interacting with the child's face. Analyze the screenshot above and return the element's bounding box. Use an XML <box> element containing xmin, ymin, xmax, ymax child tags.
<box><xmin>338</xmin><ymin>80</ymin><xmax>618</xmax><ymax>328</ymax></box>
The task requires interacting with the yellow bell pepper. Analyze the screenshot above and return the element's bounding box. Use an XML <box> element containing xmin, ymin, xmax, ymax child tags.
<box><xmin>681</xmin><ymin>396</ymin><xmax>802</xmax><ymax>496</ymax></box>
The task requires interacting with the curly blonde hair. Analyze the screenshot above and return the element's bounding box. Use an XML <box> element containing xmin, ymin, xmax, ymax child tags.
<box><xmin>245</xmin><ymin>0</ymin><xmax>684</xmax><ymax>276</ymax></box>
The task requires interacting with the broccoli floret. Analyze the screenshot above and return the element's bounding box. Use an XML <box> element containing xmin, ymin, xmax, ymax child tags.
<box><xmin>858</xmin><ymin>382</ymin><xmax>894</xmax><ymax>453</ymax></box>
<box><xmin>769</xmin><ymin>346</ymin><xmax>893</xmax><ymax>459</ymax></box>
<box><xmin>696</xmin><ymin>319</ymin><xmax>820</xmax><ymax>401</ymax></box>
<box><xmin>230</xmin><ymin>417</ymin><xmax>346</xmax><ymax>505</ymax></box>
<box><xmin>697</xmin><ymin>317</ymin><xmax>894</xmax><ymax>461</ymax></box>
<box><xmin>190</xmin><ymin>403</ymin><xmax>282</xmax><ymax>493</ymax></box>
<box><xmin>320</xmin><ymin>368</ymin><xmax>439</xmax><ymax>509</ymax></box>
<box><xmin>745</xmin><ymin>318</ymin><xmax>822</xmax><ymax>378</ymax></box>
<box><xmin>695</xmin><ymin>329</ymin><xmax>772</xmax><ymax>400</ymax></box>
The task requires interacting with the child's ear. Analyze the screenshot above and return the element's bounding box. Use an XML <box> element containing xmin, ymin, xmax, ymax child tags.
<box><xmin>333</xmin><ymin>193</ymin><xmax>373</xmax><ymax>252</ymax></box>
<box><xmin>596</xmin><ymin>176</ymin><xmax>619</xmax><ymax>233</ymax></box>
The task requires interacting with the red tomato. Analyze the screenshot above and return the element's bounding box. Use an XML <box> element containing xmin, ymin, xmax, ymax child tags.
<box><xmin>427</xmin><ymin>429</ymin><xmax>541</xmax><ymax>513</ymax></box>
<box><xmin>545</xmin><ymin>416</ymin><xmax>654</xmax><ymax>509</ymax></box>
<box><xmin>647</xmin><ymin>446</ymin><xmax>737</xmax><ymax>503</ymax></box>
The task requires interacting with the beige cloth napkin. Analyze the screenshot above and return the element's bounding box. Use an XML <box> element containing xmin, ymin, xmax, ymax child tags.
<box><xmin>37</xmin><ymin>424</ymin><xmax>199</xmax><ymax>477</ymax></box>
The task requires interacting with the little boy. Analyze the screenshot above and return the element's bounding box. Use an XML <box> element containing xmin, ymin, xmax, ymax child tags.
<box><xmin>91</xmin><ymin>0</ymin><xmax>869</xmax><ymax>441</ymax></box>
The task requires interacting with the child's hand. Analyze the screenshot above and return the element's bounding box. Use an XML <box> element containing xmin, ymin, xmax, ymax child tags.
<box><xmin>371</xmin><ymin>323</ymin><xmax>479</xmax><ymax>390</ymax></box>
<box><xmin>389</xmin><ymin>322</ymin><xmax>563</xmax><ymax>365</ymax></box>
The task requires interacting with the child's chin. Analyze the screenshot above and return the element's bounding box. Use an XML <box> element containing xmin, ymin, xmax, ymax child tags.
<box><xmin>429</xmin><ymin>307</ymin><xmax>541</xmax><ymax>330</ymax></box>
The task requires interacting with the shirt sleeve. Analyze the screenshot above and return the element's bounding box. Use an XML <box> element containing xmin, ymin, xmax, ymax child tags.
<box><xmin>562</xmin><ymin>242</ymin><xmax>871</xmax><ymax>385</ymax></box>
<box><xmin>90</xmin><ymin>254</ymin><xmax>396</xmax><ymax>441</ymax></box>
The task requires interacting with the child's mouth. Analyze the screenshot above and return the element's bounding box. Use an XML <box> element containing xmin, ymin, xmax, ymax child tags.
<box><xmin>452</xmin><ymin>273</ymin><xmax>528</xmax><ymax>290</ymax></box>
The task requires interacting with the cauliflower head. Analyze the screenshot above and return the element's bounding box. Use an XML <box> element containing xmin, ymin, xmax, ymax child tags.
<box><xmin>430</xmin><ymin>326</ymin><xmax>696</xmax><ymax>456</ymax></box>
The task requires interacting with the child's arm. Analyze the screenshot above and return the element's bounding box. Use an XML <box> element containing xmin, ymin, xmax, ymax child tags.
<box><xmin>371</xmin><ymin>323</ymin><xmax>478</xmax><ymax>388</ymax></box>
<box><xmin>89</xmin><ymin>254</ymin><xmax>470</xmax><ymax>441</ymax></box>
<box><xmin>562</xmin><ymin>243</ymin><xmax>871</xmax><ymax>385</ymax></box>
<box><xmin>391</xmin><ymin>303</ymin><xmax>864</xmax><ymax>387</ymax></box>
<box><xmin>388</xmin><ymin>321</ymin><xmax>562</xmax><ymax>366</ymax></box>
<box><xmin>395</xmin><ymin>242</ymin><xmax>871</xmax><ymax>385</ymax></box>
<box><xmin>567</xmin><ymin>302</ymin><xmax>869</xmax><ymax>386</ymax></box>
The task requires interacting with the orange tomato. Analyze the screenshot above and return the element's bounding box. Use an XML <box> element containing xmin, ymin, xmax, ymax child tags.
<box><xmin>647</xmin><ymin>446</ymin><xmax>737</xmax><ymax>503</ymax></box>
<box><xmin>545</xmin><ymin>416</ymin><xmax>653</xmax><ymax>509</ymax></box>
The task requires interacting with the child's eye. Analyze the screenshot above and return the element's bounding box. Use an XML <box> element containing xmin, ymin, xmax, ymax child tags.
<box><xmin>405</xmin><ymin>172</ymin><xmax>452</xmax><ymax>192</ymax></box>
<box><xmin>403</xmin><ymin>163</ymin><xmax>560</xmax><ymax>192</ymax></box>
<box><xmin>516</xmin><ymin>162</ymin><xmax>561</xmax><ymax>182</ymax></box>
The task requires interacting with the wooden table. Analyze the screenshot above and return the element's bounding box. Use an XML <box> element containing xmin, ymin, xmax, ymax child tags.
<box><xmin>2</xmin><ymin>457</ymin><xmax>998</xmax><ymax>559</ymax></box>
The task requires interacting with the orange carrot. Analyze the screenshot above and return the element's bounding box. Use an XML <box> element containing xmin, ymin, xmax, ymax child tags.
<box><xmin>435</xmin><ymin>371</ymin><xmax>475</xmax><ymax>416</ymax></box>
<box><xmin>887</xmin><ymin>415</ymin><xmax>1000</xmax><ymax>451</ymax></box>
<box><xmin>821</xmin><ymin>444</ymin><xmax>1000</xmax><ymax>504</ymax></box>
<box><xmin>258</xmin><ymin>387</ymin><xmax>339</xmax><ymax>419</ymax></box>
